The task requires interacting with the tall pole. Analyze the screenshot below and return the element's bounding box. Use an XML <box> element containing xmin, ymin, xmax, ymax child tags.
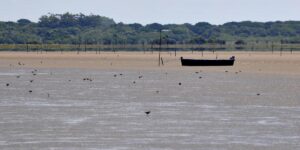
<box><xmin>84</xmin><ymin>40</ymin><xmax>87</xmax><ymax>53</ymax></box>
<box><xmin>280</xmin><ymin>42</ymin><xmax>283</xmax><ymax>56</ymax></box>
<box><xmin>159</xmin><ymin>29</ymin><xmax>162</xmax><ymax>66</ymax></box>
<box><xmin>26</xmin><ymin>42</ymin><xmax>29</xmax><ymax>53</ymax></box>
<box><xmin>271</xmin><ymin>41</ymin><xmax>274</xmax><ymax>54</ymax></box>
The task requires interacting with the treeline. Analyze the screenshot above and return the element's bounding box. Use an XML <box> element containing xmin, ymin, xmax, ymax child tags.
<box><xmin>1</xmin><ymin>13</ymin><xmax>300</xmax><ymax>45</ymax></box>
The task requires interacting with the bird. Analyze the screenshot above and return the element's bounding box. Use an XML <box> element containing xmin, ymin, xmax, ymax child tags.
<box><xmin>6</xmin><ymin>83</ymin><xmax>10</xmax><ymax>87</ymax></box>
<box><xmin>257</xmin><ymin>93</ymin><xmax>260</xmax><ymax>96</ymax></box>
<box><xmin>29</xmin><ymin>90</ymin><xmax>33</xmax><ymax>93</ymax></box>
<box><xmin>178</xmin><ymin>82</ymin><xmax>182</xmax><ymax>85</ymax></box>
<box><xmin>145</xmin><ymin>111</ymin><xmax>151</xmax><ymax>116</ymax></box>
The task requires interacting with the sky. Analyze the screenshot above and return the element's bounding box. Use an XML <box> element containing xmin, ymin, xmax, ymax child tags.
<box><xmin>1</xmin><ymin>0</ymin><xmax>300</xmax><ymax>25</ymax></box>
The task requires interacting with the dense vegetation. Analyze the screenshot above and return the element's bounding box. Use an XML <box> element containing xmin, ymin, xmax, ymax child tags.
<box><xmin>1</xmin><ymin>13</ymin><xmax>300</xmax><ymax>45</ymax></box>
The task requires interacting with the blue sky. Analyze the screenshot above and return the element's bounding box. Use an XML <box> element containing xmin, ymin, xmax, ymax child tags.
<box><xmin>1</xmin><ymin>0</ymin><xmax>300</xmax><ymax>25</ymax></box>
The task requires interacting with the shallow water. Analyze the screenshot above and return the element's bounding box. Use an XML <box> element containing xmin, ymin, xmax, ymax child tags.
<box><xmin>0</xmin><ymin>68</ymin><xmax>299</xmax><ymax>150</ymax></box>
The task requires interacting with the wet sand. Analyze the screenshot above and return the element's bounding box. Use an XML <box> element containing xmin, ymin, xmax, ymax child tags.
<box><xmin>0</xmin><ymin>51</ymin><xmax>300</xmax><ymax>75</ymax></box>
<box><xmin>0</xmin><ymin>51</ymin><xmax>300</xmax><ymax>149</ymax></box>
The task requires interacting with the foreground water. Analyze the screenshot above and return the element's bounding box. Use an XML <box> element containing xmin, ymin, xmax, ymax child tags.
<box><xmin>0</xmin><ymin>68</ymin><xmax>299</xmax><ymax>150</ymax></box>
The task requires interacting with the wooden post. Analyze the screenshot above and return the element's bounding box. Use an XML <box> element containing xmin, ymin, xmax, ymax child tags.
<box><xmin>280</xmin><ymin>44</ymin><xmax>283</xmax><ymax>56</ymax></box>
<box><xmin>159</xmin><ymin>30</ymin><xmax>162</xmax><ymax>66</ymax></box>
<box><xmin>84</xmin><ymin>41</ymin><xmax>87</xmax><ymax>53</ymax></box>
<box><xmin>36</xmin><ymin>44</ymin><xmax>39</xmax><ymax>54</ymax></box>
<box><xmin>26</xmin><ymin>43</ymin><xmax>29</xmax><ymax>52</ymax></box>
<box><xmin>271</xmin><ymin>41</ymin><xmax>274</xmax><ymax>54</ymax></box>
<box><xmin>99</xmin><ymin>41</ymin><xmax>101</xmax><ymax>54</ymax></box>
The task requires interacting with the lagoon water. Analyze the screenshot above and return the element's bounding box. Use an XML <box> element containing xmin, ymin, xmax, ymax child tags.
<box><xmin>0</xmin><ymin>68</ymin><xmax>300</xmax><ymax>150</ymax></box>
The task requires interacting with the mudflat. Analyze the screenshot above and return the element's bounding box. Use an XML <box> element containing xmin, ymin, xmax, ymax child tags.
<box><xmin>0</xmin><ymin>51</ymin><xmax>299</xmax><ymax>75</ymax></box>
<box><xmin>0</xmin><ymin>51</ymin><xmax>299</xmax><ymax>150</ymax></box>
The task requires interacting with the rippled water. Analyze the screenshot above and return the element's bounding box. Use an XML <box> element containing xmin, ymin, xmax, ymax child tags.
<box><xmin>0</xmin><ymin>68</ymin><xmax>299</xmax><ymax>150</ymax></box>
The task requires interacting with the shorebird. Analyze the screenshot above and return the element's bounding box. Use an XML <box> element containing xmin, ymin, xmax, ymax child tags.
<box><xmin>145</xmin><ymin>111</ymin><xmax>151</xmax><ymax>116</ymax></box>
<box><xmin>178</xmin><ymin>82</ymin><xmax>182</xmax><ymax>85</ymax></box>
<box><xmin>6</xmin><ymin>83</ymin><xmax>9</xmax><ymax>87</ymax></box>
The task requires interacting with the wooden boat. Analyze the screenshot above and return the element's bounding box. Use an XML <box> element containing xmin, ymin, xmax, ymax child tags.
<box><xmin>180</xmin><ymin>56</ymin><xmax>235</xmax><ymax>66</ymax></box>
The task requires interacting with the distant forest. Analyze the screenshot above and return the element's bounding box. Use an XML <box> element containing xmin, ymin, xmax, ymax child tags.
<box><xmin>1</xmin><ymin>13</ymin><xmax>300</xmax><ymax>45</ymax></box>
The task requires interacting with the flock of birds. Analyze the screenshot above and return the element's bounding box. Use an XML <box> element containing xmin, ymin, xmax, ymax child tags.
<box><xmin>4</xmin><ymin>61</ymin><xmax>261</xmax><ymax>117</ymax></box>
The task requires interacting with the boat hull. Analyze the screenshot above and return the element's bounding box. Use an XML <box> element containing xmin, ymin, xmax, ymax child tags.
<box><xmin>181</xmin><ymin>57</ymin><xmax>235</xmax><ymax>66</ymax></box>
